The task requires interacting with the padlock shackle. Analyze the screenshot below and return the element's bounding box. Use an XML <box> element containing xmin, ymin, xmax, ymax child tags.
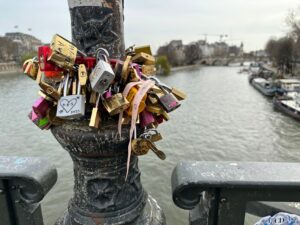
<box><xmin>63</xmin><ymin>74</ymin><xmax>70</xmax><ymax>97</ymax></box>
<box><xmin>77</xmin><ymin>77</ymin><xmax>81</xmax><ymax>95</ymax></box>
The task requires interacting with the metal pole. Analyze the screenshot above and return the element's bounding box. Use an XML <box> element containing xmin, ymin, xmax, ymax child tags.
<box><xmin>51</xmin><ymin>1</ymin><xmax>166</xmax><ymax>225</ymax></box>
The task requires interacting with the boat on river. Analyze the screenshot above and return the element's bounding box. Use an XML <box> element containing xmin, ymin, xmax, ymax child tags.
<box><xmin>273</xmin><ymin>94</ymin><xmax>300</xmax><ymax>121</ymax></box>
<box><xmin>275</xmin><ymin>79</ymin><xmax>300</xmax><ymax>95</ymax></box>
<box><xmin>251</xmin><ymin>78</ymin><xmax>277</xmax><ymax>97</ymax></box>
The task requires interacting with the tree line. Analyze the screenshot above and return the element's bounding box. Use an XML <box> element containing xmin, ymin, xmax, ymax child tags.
<box><xmin>265</xmin><ymin>10</ymin><xmax>300</xmax><ymax>74</ymax></box>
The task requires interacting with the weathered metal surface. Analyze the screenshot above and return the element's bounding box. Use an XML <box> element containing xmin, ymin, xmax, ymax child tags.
<box><xmin>172</xmin><ymin>161</ymin><xmax>300</xmax><ymax>225</ymax></box>
<box><xmin>52</xmin><ymin>121</ymin><xmax>166</xmax><ymax>225</ymax></box>
<box><xmin>68</xmin><ymin>0</ymin><xmax>125</xmax><ymax>57</ymax></box>
<box><xmin>0</xmin><ymin>156</ymin><xmax>58</xmax><ymax>225</ymax></box>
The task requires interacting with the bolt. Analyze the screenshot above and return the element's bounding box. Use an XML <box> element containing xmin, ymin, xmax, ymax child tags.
<box><xmin>220</xmin><ymin>198</ymin><xmax>227</xmax><ymax>204</ymax></box>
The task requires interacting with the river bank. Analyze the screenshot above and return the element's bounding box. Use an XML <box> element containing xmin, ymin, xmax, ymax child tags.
<box><xmin>0</xmin><ymin>62</ymin><xmax>22</xmax><ymax>74</ymax></box>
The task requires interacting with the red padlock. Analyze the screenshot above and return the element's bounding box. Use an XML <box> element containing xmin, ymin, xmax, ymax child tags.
<box><xmin>38</xmin><ymin>46</ymin><xmax>64</xmax><ymax>78</ymax></box>
<box><xmin>75</xmin><ymin>56</ymin><xmax>97</xmax><ymax>71</ymax></box>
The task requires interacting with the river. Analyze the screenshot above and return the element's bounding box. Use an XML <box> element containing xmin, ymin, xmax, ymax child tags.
<box><xmin>1</xmin><ymin>66</ymin><xmax>300</xmax><ymax>225</ymax></box>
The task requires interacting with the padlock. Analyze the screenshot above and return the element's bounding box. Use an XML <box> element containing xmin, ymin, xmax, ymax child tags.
<box><xmin>171</xmin><ymin>87</ymin><xmax>187</xmax><ymax>101</ymax></box>
<box><xmin>89</xmin><ymin>91</ymin><xmax>98</xmax><ymax>105</ymax></box>
<box><xmin>38</xmin><ymin>46</ymin><xmax>64</xmax><ymax>78</ymax></box>
<box><xmin>129</xmin><ymin>67</ymin><xmax>140</xmax><ymax>82</ymax></box>
<box><xmin>134</xmin><ymin>45</ymin><xmax>152</xmax><ymax>55</ymax></box>
<box><xmin>121</xmin><ymin>56</ymin><xmax>132</xmax><ymax>84</ymax></box>
<box><xmin>28</xmin><ymin>111</ymin><xmax>51</xmax><ymax>130</ymax></box>
<box><xmin>48</xmin><ymin>34</ymin><xmax>77</xmax><ymax>70</ymax></box>
<box><xmin>140</xmin><ymin>129</ymin><xmax>163</xmax><ymax>143</ymax></box>
<box><xmin>102</xmin><ymin>93</ymin><xmax>130</xmax><ymax>116</ymax></box>
<box><xmin>56</xmin><ymin>74</ymin><xmax>86</xmax><ymax>119</ymax></box>
<box><xmin>146</xmin><ymin>104</ymin><xmax>164</xmax><ymax>115</ymax></box>
<box><xmin>32</xmin><ymin>97</ymin><xmax>49</xmax><ymax>117</ymax></box>
<box><xmin>38</xmin><ymin>90</ymin><xmax>55</xmax><ymax>102</ymax></box>
<box><xmin>89</xmin><ymin>94</ymin><xmax>101</xmax><ymax>128</ymax></box>
<box><xmin>89</xmin><ymin>51</ymin><xmax>115</xmax><ymax>94</ymax></box>
<box><xmin>142</xmin><ymin>65</ymin><xmax>156</xmax><ymax>76</ymax></box>
<box><xmin>23</xmin><ymin>58</ymin><xmax>39</xmax><ymax>80</ymax></box>
<box><xmin>78</xmin><ymin>64</ymin><xmax>88</xmax><ymax>87</ymax></box>
<box><xmin>39</xmin><ymin>80</ymin><xmax>61</xmax><ymax>101</ymax></box>
<box><xmin>140</xmin><ymin>110</ymin><xmax>155</xmax><ymax>128</ymax></box>
<box><xmin>75</xmin><ymin>56</ymin><xmax>96</xmax><ymax>71</ymax></box>
<box><xmin>132</xmin><ymin>137</ymin><xmax>166</xmax><ymax>160</ymax></box>
<box><xmin>126</xmin><ymin>86</ymin><xmax>147</xmax><ymax>116</ymax></box>
<box><xmin>157</xmin><ymin>90</ymin><xmax>181</xmax><ymax>113</ymax></box>
<box><xmin>47</xmin><ymin>107</ymin><xmax>65</xmax><ymax>126</ymax></box>
<box><xmin>132</xmin><ymin>52</ymin><xmax>155</xmax><ymax>65</ymax></box>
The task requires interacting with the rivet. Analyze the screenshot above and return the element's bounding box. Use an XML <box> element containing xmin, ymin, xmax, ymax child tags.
<box><xmin>220</xmin><ymin>198</ymin><xmax>227</xmax><ymax>203</ymax></box>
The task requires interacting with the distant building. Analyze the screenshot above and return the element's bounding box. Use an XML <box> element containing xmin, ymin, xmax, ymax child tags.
<box><xmin>5</xmin><ymin>32</ymin><xmax>42</xmax><ymax>51</ymax></box>
<box><xmin>3</xmin><ymin>32</ymin><xmax>42</xmax><ymax>61</ymax></box>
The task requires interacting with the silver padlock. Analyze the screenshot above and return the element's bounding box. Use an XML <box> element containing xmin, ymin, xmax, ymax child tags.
<box><xmin>89</xmin><ymin>48</ymin><xmax>115</xmax><ymax>95</ymax></box>
<box><xmin>56</xmin><ymin>74</ymin><xmax>86</xmax><ymax>119</ymax></box>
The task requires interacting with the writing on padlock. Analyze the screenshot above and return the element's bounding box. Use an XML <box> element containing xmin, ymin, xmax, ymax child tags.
<box><xmin>48</xmin><ymin>34</ymin><xmax>78</xmax><ymax>70</ymax></box>
<box><xmin>56</xmin><ymin>74</ymin><xmax>86</xmax><ymax>119</ymax></box>
<box><xmin>102</xmin><ymin>93</ymin><xmax>130</xmax><ymax>116</ymax></box>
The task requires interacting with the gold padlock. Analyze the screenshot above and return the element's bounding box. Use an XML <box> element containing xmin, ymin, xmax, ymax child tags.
<box><xmin>126</xmin><ymin>86</ymin><xmax>147</xmax><ymax>116</ymax></box>
<box><xmin>89</xmin><ymin>91</ymin><xmax>98</xmax><ymax>105</ymax></box>
<box><xmin>89</xmin><ymin>94</ymin><xmax>101</xmax><ymax>128</ymax></box>
<box><xmin>102</xmin><ymin>93</ymin><xmax>130</xmax><ymax>116</ymax></box>
<box><xmin>47</xmin><ymin>107</ymin><xmax>65</xmax><ymax>126</ymax></box>
<box><xmin>78</xmin><ymin>64</ymin><xmax>88</xmax><ymax>87</ymax></box>
<box><xmin>23</xmin><ymin>58</ymin><xmax>39</xmax><ymax>80</ymax></box>
<box><xmin>171</xmin><ymin>88</ymin><xmax>187</xmax><ymax>101</ymax></box>
<box><xmin>132</xmin><ymin>53</ymin><xmax>155</xmax><ymax>65</ymax></box>
<box><xmin>134</xmin><ymin>45</ymin><xmax>152</xmax><ymax>55</ymax></box>
<box><xmin>142</xmin><ymin>65</ymin><xmax>156</xmax><ymax>76</ymax></box>
<box><xmin>48</xmin><ymin>34</ymin><xmax>77</xmax><ymax>70</ymax></box>
<box><xmin>39</xmin><ymin>81</ymin><xmax>61</xmax><ymax>101</ymax></box>
<box><xmin>121</xmin><ymin>56</ymin><xmax>132</xmax><ymax>84</ymax></box>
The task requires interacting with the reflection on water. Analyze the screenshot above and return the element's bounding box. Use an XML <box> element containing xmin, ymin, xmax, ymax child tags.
<box><xmin>0</xmin><ymin>67</ymin><xmax>300</xmax><ymax>225</ymax></box>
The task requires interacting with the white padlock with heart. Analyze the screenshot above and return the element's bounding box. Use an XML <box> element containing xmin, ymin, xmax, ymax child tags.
<box><xmin>56</xmin><ymin>74</ymin><xmax>86</xmax><ymax>119</ymax></box>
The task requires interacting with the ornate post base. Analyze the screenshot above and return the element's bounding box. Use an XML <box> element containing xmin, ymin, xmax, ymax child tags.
<box><xmin>51</xmin><ymin>121</ymin><xmax>166</xmax><ymax>225</ymax></box>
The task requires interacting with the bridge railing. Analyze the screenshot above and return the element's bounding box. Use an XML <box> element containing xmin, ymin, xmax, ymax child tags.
<box><xmin>172</xmin><ymin>161</ymin><xmax>300</xmax><ymax>225</ymax></box>
<box><xmin>0</xmin><ymin>156</ymin><xmax>57</xmax><ymax>225</ymax></box>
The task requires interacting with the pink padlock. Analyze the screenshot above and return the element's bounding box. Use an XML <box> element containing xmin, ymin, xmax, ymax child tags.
<box><xmin>32</xmin><ymin>97</ymin><xmax>49</xmax><ymax>117</ymax></box>
<box><xmin>140</xmin><ymin>110</ymin><xmax>155</xmax><ymax>128</ymax></box>
<box><xmin>28</xmin><ymin>110</ymin><xmax>51</xmax><ymax>130</ymax></box>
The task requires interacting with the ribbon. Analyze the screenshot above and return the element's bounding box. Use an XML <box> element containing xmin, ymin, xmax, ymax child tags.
<box><xmin>125</xmin><ymin>80</ymin><xmax>155</xmax><ymax>180</ymax></box>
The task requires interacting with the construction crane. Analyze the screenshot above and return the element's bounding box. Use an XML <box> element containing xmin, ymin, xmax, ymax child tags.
<box><xmin>202</xmin><ymin>34</ymin><xmax>228</xmax><ymax>42</ymax></box>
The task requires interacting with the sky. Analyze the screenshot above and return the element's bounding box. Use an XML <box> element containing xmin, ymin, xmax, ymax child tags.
<box><xmin>0</xmin><ymin>0</ymin><xmax>299</xmax><ymax>52</ymax></box>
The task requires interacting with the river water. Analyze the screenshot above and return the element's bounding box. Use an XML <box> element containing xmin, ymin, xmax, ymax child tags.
<box><xmin>1</xmin><ymin>66</ymin><xmax>300</xmax><ymax>225</ymax></box>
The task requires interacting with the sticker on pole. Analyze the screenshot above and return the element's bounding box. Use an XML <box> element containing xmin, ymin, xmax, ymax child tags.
<box><xmin>255</xmin><ymin>212</ymin><xmax>300</xmax><ymax>225</ymax></box>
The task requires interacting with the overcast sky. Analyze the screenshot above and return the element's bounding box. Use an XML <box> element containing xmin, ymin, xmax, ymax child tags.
<box><xmin>0</xmin><ymin>0</ymin><xmax>299</xmax><ymax>52</ymax></box>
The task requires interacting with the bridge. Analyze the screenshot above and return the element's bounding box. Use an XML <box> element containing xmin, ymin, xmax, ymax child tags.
<box><xmin>198</xmin><ymin>55</ymin><xmax>268</xmax><ymax>66</ymax></box>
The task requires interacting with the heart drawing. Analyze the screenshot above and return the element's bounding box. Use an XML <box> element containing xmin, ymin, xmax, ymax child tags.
<box><xmin>60</xmin><ymin>98</ymin><xmax>78</xmax><ymax>113</ymax></box>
